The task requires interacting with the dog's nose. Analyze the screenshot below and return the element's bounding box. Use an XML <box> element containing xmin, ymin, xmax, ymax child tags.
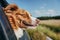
<box><xmin>36</xmin><ymin>19</ymin><xmax>40</xmax><ymax>25</ymax></box>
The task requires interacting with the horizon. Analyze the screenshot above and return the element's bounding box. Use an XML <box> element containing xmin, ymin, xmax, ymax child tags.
<box><xmin>7</xmin><ymin>0</ymin><xmax>60</xmax><ymax>17</ymax></box>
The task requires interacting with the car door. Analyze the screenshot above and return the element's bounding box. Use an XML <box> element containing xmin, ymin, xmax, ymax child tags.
<box><xmin>0</xmin><ymin>5</ymin><xmax>17</xmax><ymax>40</ymax></box>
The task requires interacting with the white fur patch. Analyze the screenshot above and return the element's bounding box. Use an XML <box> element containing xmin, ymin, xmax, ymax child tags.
<box><xmin>31</xmin><ymin>17</ymin><xmax>36</xmax><ymax>24</ymax></box>
<box><xmin>14</xmin><ymin>28</ymin><xmax>23</xmax><ymax>40</ymax></box>
<box><xmin>27</xmin><ymin>17</ymin><xmax>37</xmax><ymax>29</ymax></box>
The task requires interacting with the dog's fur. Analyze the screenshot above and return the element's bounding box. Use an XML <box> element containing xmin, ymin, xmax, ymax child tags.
<box><xmin>3</xmin><ymin>4</ymin><xmax>40</xmax><ymax>40</ymax></box>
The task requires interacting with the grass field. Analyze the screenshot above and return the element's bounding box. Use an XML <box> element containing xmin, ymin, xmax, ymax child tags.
<box><xmin>27</xmin><ymin>19</ymin><xmax>60</xmax><ymax>40</ymax></box>
<box><xmin>40</xmin><ymin>19</ymin><xmax>60</xmax><ymax>27</ymax></box>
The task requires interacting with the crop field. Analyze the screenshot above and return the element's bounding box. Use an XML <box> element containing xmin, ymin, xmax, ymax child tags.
<box><xmin>40</xmin><ymin>19</ymin><xmax>60</xmax><ymax>27</ymax></box>
<box><xmin>27</xmin><ymin>19</ymin><xmax>60</xmax><ymax>40</ymax></box>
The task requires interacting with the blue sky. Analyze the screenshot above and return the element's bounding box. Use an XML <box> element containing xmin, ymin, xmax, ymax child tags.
<box><xmin>7</xmin><ymin>0</ymin><xmax>60</xmax><ymax>17</ymax></box>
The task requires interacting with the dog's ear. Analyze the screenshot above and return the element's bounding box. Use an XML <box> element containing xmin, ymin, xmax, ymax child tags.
<box><xmin>5</xmin><ymin>4</ymin><xmax>18</xmax><ymax>11</ymax></box>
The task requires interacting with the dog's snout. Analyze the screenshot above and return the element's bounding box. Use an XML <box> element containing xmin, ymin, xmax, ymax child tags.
<box><xmin>36</xmin><ymin>19</ymin><xmax>40</xmax><ymax>24</ymax></box>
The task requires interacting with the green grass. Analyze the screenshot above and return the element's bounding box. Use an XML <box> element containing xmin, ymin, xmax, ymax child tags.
<box><xmin>40</xmin><ymin>24</ymin><xmax>60</xmax><ymax>32</ymax></box>
<box><xmin>27</xmin><ymin>25</ymin><xmax>60</xmax><ymax>40</ymax></box>
<box><xmin>37</xmin><ymin>25</ymin><xmax>60</xmax><ymax>40</ymax></box>
<box><xmin>27</xmin><ymin>29</ymin><xmax>46</xmax><ymax>40</ymax></box>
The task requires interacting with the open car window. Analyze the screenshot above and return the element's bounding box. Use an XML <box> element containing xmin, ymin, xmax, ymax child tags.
<box><xmin>0</xmin><ymin>5</ymin><xmax>17</xmax><ymax>40</ymax></box>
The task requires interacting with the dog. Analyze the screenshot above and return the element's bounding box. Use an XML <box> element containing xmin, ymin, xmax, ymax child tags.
<box><xmin>3</xmin><ymin>4</ymin><xmax>40</xmax><ymax>40</ymax></box>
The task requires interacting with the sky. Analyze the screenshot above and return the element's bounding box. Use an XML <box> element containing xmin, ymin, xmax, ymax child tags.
<box><xmin>6</xmin><ymin>0</ymin><xmax>60</xmax><ymax>17</ymax></box>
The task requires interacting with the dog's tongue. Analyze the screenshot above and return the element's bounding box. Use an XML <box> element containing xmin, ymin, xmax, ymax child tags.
<box><xmin>23</xmin><ymin>21</ymin><xmax>34</xmax><ymax>26</ymax></box>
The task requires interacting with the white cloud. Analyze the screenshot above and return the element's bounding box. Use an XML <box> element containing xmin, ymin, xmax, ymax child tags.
<box><xmin>31</xmin><ymin>3</ymin><xmax>60</xmax><ymax>17</ymax></box>
<box><xmin>46</xmin><ymin>9</ymin><xmax>57</xmax><ymax>16</ymax></box>
<box><xmin>33</xmin><ymin>9</ymin><xmax>58</xmax><ymax>17</ymax></box>
<box><xmin>47</xmin><ymin>9</ymin><xmax>56</xmax><ymax>14</ymax></box>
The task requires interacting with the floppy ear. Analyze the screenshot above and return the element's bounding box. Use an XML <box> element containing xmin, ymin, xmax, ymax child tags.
<box><xmin>4</xmin><ymin>4</ymin><xmax>18</xmax><ymax>11</ymax></box>
<box><xmin>7</xmin><ymin>15</ymin><xmax>19</xmax><ymax>29</ymax></box>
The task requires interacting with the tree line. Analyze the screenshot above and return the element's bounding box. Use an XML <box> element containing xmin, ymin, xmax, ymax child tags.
<box><xmin>37</xmin><ymin>16</ymin><xmax>60</xmax><ymax>20</ymax></box>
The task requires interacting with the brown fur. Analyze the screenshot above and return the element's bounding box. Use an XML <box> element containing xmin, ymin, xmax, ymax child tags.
<box><xmin>3</xmin><ymin>4</ymin><xmax>32</xmax><ymax>30</ymax></box>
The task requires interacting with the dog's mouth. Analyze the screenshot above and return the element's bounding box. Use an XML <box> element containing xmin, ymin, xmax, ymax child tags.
<box><xmin>22</xmin><ymin>21</ymin><xmax>35</xmax><ymax>26</ymax></box>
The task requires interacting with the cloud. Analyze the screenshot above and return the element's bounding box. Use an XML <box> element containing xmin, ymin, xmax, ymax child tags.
<box><xmin>47</xmin><ymin>9</ymin><xmax>56</xmax><ymax>14</ymax></box>
<box><xmin>46</xmin><ymin>9</ymin><xmax>57</xmax><ymax>16</ymax></box>
<box><xmin>33</xmin><ymin>9</ymin><xmax>58</xmax><ymax>17</ymax></box>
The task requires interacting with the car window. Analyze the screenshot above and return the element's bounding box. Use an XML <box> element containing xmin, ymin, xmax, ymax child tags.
<box><xmin>0</xmin><ymin>5</ymin><xmax>17</xmax><ymax>40</ymax></box>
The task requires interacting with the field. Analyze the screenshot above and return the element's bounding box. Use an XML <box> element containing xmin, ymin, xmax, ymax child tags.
<box><xmin>40</xmin><ymin>19</ymin><xmax>60</xmax><ymax>27</ymax></box>
<box><xmin>27</xmin><ymin>19</ymin><xmax>60</xmax><ymax>40</ymax></box>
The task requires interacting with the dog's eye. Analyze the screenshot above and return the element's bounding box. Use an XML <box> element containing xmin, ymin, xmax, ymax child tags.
<box><xmin>20</xmin><ymin>14</ymin><xmax>27</xmax><ymax>18</ymax></box>
<box><xmin>10</xmin><ymin>8</ymin><xmax>15</xmax><ymax>11</ymax></box>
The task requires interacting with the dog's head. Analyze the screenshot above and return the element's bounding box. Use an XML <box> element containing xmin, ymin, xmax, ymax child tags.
<box><xmin>4</xmin><ymin>4</ymin><xmax>40</xmax><ymax>29</ymax></box>
<box><xmin>16</xmin><ymin>10</ymin><xmax>40</xmax><ymax>29</ymax></box>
